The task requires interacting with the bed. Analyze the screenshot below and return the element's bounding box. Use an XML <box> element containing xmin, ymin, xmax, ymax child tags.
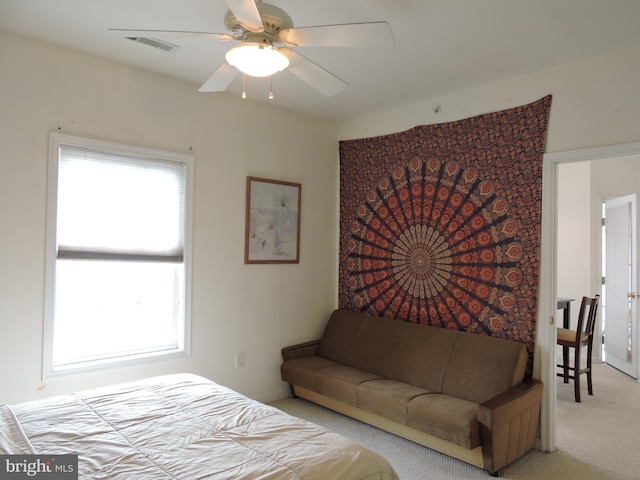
<box><xmin>1</xmin><ymin>373</ymin><xmax>399</xmax><ymax>479</ymax></box>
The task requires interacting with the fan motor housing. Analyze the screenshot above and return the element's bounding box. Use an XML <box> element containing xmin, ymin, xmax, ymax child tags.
<box><xmin>224</xmin><ymin>2</ymin><xmax>293</xmax><ymax>41</ymax></box>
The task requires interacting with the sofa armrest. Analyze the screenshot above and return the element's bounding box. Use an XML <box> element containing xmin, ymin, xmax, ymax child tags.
<box><xmin>281</xmin><ymin>340</ymin><xmax>320</xmax><ymax>361</ymax></box>
<box><xmin>477</xmin><ymin>379</ymin><xmax>543</xmax><ymax>474</ymax></box>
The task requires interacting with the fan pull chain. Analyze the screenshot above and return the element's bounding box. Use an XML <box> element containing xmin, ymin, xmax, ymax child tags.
<box><xmin>239</xmin><ymin>74</ymin><xmax>277</xmax><ymax>100</ymax></box>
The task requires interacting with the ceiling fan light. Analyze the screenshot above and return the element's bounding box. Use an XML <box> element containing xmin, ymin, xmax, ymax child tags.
<box><xmin>225</xmin><ymin>42</ymin><xmax>289</xmax><ymax>77</ymax></box>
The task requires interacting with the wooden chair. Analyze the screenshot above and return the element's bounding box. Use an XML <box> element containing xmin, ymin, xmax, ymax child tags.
<box><xmin>556</xmin><ymin>295</ymin><xmax>600</xmax><ymax>402</ymax></box>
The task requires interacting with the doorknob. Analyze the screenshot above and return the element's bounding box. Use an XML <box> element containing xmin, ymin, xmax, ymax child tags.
<box><xmin>628</xmin><ymin>292</ymin><xmax>637</xmax><ymax>298</ymax></box>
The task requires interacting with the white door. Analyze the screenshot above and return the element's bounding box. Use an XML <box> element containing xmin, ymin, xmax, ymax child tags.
<box><xmin>604</xmin><ymin>194</ymin><xmax>638</xmax><ymax>379</ymax></box>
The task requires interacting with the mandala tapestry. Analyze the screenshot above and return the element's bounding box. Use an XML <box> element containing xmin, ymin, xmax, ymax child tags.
<box><xmin>338</xmin><ymin>96</ymin><xmax>552</xmax><ymax>366</ymax></box>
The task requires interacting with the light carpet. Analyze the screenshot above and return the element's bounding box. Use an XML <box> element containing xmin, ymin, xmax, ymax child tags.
<box><xmin>270</xmin><ymin>363</ymin><xmax>638</xmax><ymax>479</ymax></box>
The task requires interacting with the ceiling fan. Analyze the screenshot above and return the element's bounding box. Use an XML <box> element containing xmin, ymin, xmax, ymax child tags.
<box><xmin>109</xmin><ymin>0</ymin><xmax>394</xmax><ymax>97</ymax></box>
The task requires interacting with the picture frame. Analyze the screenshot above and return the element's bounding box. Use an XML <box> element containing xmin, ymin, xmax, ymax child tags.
<box><xmin>245</xmin><ymin>176</ymin><xmax>301</xmax><ymax>264</ymax></box>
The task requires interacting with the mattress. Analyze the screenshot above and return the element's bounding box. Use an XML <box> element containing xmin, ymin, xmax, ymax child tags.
<box><xmin>1</xmin><ymin>373</ymin><xmax>399</xmax><ymax>479</ymax></box>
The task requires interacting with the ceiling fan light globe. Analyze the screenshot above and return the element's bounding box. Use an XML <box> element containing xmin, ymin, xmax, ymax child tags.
<box><xmin>225</xmin><ymin>43</ymin><xmax>289</xmax><ymax>77</ymax></box>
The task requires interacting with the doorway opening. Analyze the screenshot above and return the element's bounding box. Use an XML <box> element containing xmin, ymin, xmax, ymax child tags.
<box><xmin>542</xmin><ymin>141</ymin><xmax>640</xmax><ymax>452</ymax></box>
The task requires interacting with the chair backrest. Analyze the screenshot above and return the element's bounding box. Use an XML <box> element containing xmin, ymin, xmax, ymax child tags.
<box><xmin>575</xmin><ymin>295</ymin><xmax>600</xmax><ymax>341</ymax></box>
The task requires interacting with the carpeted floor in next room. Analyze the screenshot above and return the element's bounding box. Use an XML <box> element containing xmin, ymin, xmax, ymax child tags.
<box><xmin>270</xmin><ymin>363</ymin><xmax>640</xmax><ymax>480</ymax></box>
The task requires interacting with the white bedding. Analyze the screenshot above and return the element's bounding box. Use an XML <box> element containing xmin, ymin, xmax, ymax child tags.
<box><xmin>1</xmin><ymin>374</ymin><xmax>399</xmax><ymax>479</ymax></box>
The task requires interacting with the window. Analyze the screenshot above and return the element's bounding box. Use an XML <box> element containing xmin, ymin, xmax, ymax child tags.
<box><xmin>44</xmin><ymin>133</ymin><xmax>192</xmax><ymax>377</ymax></box>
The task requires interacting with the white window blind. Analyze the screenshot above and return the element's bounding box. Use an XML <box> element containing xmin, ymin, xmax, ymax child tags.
<box><xmin>44</xmin><ymin>134</ymin><xmax>192</xmax><ymax>376</ymax></box>
<box><xmin>57</xmin><ymin>145</ymin><xmax>186</xmax><ymax>261</ymax></box>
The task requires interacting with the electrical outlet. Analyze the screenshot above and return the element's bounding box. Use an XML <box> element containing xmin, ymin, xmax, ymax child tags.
<box><xmin>235</xmin><ymin>352</ymin><xmax>244</xmax><ymax>368</ymax></box>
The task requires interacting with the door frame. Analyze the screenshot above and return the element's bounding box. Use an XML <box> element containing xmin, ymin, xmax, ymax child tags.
<box><xmin>540</xmin><ymin>141</ymin><xmax>640</xmax><ymax>452</ymax></box>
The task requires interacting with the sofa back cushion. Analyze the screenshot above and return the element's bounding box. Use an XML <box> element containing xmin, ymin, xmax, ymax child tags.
<box><xmin>317</xmin><ymin>310</ymin><xmax>368</xmax><ymax>366</ymax></box>
<box><xmin>318</xmin><ymin>310</ymin><xmax>528</xmax><ymax>403</ymax></box>
<box><xmin>318</xmin><ymin>310</ymin><xmax>458</xmax><ymax>390</ymax></box>
<box><xmin>441</xmin><ymin>332</ymin><xmax>528</xmax><ymax>404</ymax></box>
<box><xmin>389</xmin><ymin>323</ymin><xmax>460</xmax><ymax>392</ymax></box>
<box><xmin>318</xmin><ymin>310</ymin><xmax>405</xmax><ymax>378</ymax></box>
<box><xmin>348</xmin><ymin>315</ymin><xmax>409</xmax><ymax>378</ymax></box>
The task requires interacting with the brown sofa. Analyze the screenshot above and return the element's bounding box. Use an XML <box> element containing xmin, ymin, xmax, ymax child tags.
<box><xmin>280</xmin><ymin>310</ymin><xmax>543</xmax><ymax>475</ymax></box>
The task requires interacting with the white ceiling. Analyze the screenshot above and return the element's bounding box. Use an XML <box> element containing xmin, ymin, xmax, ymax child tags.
<box><xmin>1</xmin><ymin>0</ymin><xmax>640</xmax><ymax>122</ymax></box>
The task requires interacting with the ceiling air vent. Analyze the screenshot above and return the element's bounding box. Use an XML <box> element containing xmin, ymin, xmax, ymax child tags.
<box><xmin>125</xmin><ymin>36</ymin><xmax>178</xmax><ymax>53</ymax></box>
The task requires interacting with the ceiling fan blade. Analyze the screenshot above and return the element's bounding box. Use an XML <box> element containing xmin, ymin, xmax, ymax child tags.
<box><xmin>109</xmin><ymin>29</ymin><xmax>234</xmax><ymax>41</ymax></box>
<box><xmin>198</xmin><ymin>63</ymin><xmax>238</xmax><ymax>92</ymax></box>
<box><xmin>280</xmin><ymin>22</ymin><xmax>394</xmax><ymax>48</ymax></box>
<box><xmin>281</xmin><ymin>48</ymin><xmax>348</xmax><ymax>97</ymax></box>
<box><xmin>223</xmin><ymin>0</ymin><xmax>264</xmax><ymax>32</ymax></box>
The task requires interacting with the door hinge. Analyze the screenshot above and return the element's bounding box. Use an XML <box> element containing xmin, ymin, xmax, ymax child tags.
<box><xmin>602</xmin><ymin>276</ymin><xmax>606</xmax><ymax>285</ymax></box>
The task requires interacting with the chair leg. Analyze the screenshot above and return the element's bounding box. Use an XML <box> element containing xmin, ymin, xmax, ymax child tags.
<box><xmin>562</xmin><ymin>346</ymin><xmax>569</xmax><ymax>383</ymax></box>
<box><xmin>586</xmin><ymin>343</ymin><xmax>594</xmax><ymax>396</ymax></box>
<box><xmin>573</xmin><ymin>345</ymin><xmax>581</xmax><ymax>403</ymax></box>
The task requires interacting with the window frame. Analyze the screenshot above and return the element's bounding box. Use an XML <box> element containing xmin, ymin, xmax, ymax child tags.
<box><xmin>43</xmin><ymin>133</ymin><xmax>194</xmax><ymax>379</ymax></box>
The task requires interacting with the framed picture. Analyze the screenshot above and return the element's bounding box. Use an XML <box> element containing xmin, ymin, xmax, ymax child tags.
<box><xmin>245</xmin><ymin>176</ymin><xmax>301</xmax><ymax>264</ymax></box>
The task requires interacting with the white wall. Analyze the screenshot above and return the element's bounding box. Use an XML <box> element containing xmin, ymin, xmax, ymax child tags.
<box><xmin>557</xmin><ymin>161</ymin><xmax>592</xmax><ymax>330</ymax></box>
<box><xmin>0</xmin><ymin>30</ymin><xmax>338</xmax><ymax>404</ymax></box>
<box><xmin>592</xmin><ymin>156</ymin><xmax>640</xmax><ymax>202</ymax></box>
<box><xmin>338</xmin><ymin>45</ymin><xmax>640</xmax><ymax>153</ymax></box>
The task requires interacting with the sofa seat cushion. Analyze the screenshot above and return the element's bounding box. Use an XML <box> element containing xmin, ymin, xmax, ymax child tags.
<box><xmin>356</xmin><ymin>379</ymin><xmax>433</xmax><ymax>425</ymax></box>
<box><xmin>315</xmin><ymin>366</ymin><xmax>384</xmax><ymax>405</ymax></box>
<box><xmin>280</xmin><ymin>356</ymin><xmax>339</xmax><ymax>391</ymax></box>
<box><xmin>407</xmin><ymin>394</ymin><xmax>481</xmax><ymax>449</ymax></box>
